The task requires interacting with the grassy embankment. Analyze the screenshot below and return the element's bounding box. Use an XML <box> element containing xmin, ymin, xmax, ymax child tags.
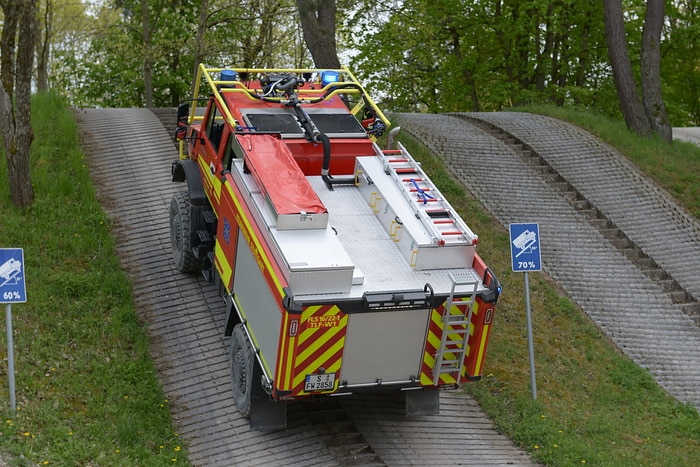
<box><xmin>0</xmin><ymin>93</ymin><xmax>698</xmax><ymax>466</ymax></box>
<box><xmin>0</xmin><ymin>92</ymin><xmax>188</xmax><ymax>465</ymax></box>
<box><xmin>396</xmin><ymin>105</ymin><xmax>700</xmax><ymax>466</ymax></box>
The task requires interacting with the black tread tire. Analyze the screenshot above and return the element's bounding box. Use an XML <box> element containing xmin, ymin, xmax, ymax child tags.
<box><xmin>169</xmin><ymin>191</ymin><xmax>202</xmax><ymax>273</ymax></box>
<box><xmin>230</xmin><ymin>324</ymin><xmax>254</xmax><ymax>418</ymax></box>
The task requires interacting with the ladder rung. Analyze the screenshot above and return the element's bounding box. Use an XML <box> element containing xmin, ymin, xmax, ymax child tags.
<box><xmin>202</xmin><ymin>209</ymin><xmax>217</xmax><ymax>223</ymax></box>
<box><xmin>440</xmin><ymin>360</ymin><xmax>462</xmax><ymax>371</ymax></box>
<box><xmin>382</xmin><ymin>149</ymin><xmax>402</xmax><ymax>155</ymax></box>
<box><xmin>445</xmin><ymin>331</ymin><xmax>466</xmax><ymax>344</ymax></box>
<box><xmin>445</xmin><ymin>340</ymin><xmax>467</xmax><ymax>347</ymax></box>
<box><xmin>441</xmin><ymin>230</ymin><xmax>465</xmax><ymax>236</ymax></box>
<box><xmin>445</xmin><ymin>320</ymin><xmax>469</xmax><ymax>327</ymax></box>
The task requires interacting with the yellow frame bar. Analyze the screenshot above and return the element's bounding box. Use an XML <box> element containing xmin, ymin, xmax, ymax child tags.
<box><xmin>189</xmin><ymin>64</ymin><xmax>390</xmax><ymax>131</ymax></box>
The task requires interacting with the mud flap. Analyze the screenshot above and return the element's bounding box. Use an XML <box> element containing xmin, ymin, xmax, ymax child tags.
<box><xmin>405</xmin><ymin>390</ymin><xmax>439</xmax><ymax>417</ymax></box>
<box><xmin>249</xmin><ymin>397</ymin><xmax>287</xmax><ymax>431</ymax></box>
<box><xmin>249</xmin><ymin>361</ymin><xmax>287</xmax><ymax>431</ymax></box>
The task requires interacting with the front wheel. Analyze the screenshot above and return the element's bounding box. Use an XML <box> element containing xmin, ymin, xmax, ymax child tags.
<box><xmin>230</xmin><ymin>324</ymin><xmax>254</xmax><ymax>418</ymax></box>
<box><xmin>169</xmin><ymin>191</ymin><xmax>201</xmax><ymax>272</ymax></box>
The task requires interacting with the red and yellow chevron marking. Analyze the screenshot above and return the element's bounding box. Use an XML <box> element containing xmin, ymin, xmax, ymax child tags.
<box><xmin>276</xmin><ymin>305</ymin><xmax>347</xmax><ymax>396</ymax></box>
<box><xmin>419</xmin><ymin>298</ymin><xmax>485</xmax><ymax>386</ymax></box>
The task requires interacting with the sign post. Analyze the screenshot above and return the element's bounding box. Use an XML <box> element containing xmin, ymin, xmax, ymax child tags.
<box><xmin>509</xmin><ymin>224</ymin><xmax>541</xmax><ymax>400</ymax></box>
<box><xmin>1</xmin><ymin>248</ymin><xmax>27</xmax><ymax>411</ymax></box>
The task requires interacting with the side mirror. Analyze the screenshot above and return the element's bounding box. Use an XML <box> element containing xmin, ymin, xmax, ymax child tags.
<box><xmin>174</xmin><ymin>126</ymin><xmax>187</xmax><ymax>141</ymax></box>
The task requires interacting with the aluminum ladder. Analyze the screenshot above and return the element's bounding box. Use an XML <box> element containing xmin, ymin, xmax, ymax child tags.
<box><xmin>433</xmin><ymin>271</ymin><xmax>479</xmax><ymax>385</ymax></box>
<box><xmin>381</xmin><ymin>145</ymin><xmax>474</xmax><ymax>246</ymax></box>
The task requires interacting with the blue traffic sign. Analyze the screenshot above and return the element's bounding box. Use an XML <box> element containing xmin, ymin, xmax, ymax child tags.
<box><xmin>0</xmin><ymin>248</ymin><xmax>26</xmax><ymax>303</ymax></box>
<box><xmin>509</xmin><ymin>223</ymin><xmax>542</xmax><ymax>272</ymax></box>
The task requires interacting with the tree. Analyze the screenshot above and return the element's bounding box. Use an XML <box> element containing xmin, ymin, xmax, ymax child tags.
<box><xmin>296</xmin><ymin>0</ymin><xmax>340</xmax><ymax>68</ymax></box>
<box><xmin>602</xmin><ymin>0</ymin><xmax>650</xmax><ymax>136</ymax></box>
<box><xmin>640</xmin><ymin>0</ymin><xmax>671</xmax><ymax>141</ymax></box>
<box><xmin>35</xmin><ymin>0</ymin><xmax>53</xmax><ymax>92</ymax></box>
<box><xmin>347</xmin><ymin>0</ymin><xmax>608</xmax><ymax>113</ymax></box>
<box><xmin>664</xmin><ymin>0</ymin><xmax>700</xmax><ymax>125</ymax></box>
<box><xmin>603</xmin><ymin>0</ymin><xmax>671</xmax><ymax>141</ymax></box>
<box><xmin>141</xmin><ymin>0</ymin><xmax>154</xmax><ymax>107</ymax></box>
<box><xmin>0</xmin><ymin>0</ymin><xmax>36</xmax><ymax>208</ymax></box>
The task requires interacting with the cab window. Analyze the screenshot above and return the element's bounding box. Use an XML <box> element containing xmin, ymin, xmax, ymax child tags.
<box><xmin>205</xmin><ymin>102</ymin><xmax>225</xmax><ymax>153</ymax></box>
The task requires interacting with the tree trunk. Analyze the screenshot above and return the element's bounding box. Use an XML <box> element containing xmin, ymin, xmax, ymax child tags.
<box><xmin>602</xmin><ymin>0</ymin><xmax>651</xmax><ymax>137</ymax></box>
<box><xmin>35</xmin><ymin>0</ymin><xmax>52</xmax><ymax>92</ymax></box>
<box><xmin>1</xmin><ymin>0</ymin><xmax>20</xmax><ymax>96</ymax></box>
<box><xmin>0</xmin><ymin>0</ymin><xmax>36</xmax><ymax>208</ymax></box>
<box><xmin>296</xmin><ymin>0</ymin><xmax>341</xmax><ymax>69</ymax></box>
<box><xmin>641</xmin><ymin>0</ymin><xmax>672</xmax><ymax>142</ymax></box>
<box><xmin>449</xmin><ymin>27</ymin><xmax>479</xmax><ymax>112</ymax></box>
<box><xmin>141</xmin><ymin>0</ymin><xmax>154</xmax><ymax>107</ymax></box>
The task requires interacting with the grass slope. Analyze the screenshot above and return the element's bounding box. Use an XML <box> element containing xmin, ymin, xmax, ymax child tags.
<box><xmin>0</xmin><ymin>93</ymin><xmax>188</xmax><ymax>465</ymax></box>
<box><xmin>1</xmin><ymin>94</ymin><xmax>698</xmax><ymax>466</ymax></box>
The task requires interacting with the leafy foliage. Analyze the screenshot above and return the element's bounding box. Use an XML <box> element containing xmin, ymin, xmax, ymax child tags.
<box><xmin>52</xmin><ymin>0</ymin><xmax>307</xmax><ymax>108</ymax></box>
<box><xmin>346</xmin><ymin>0</ymin><xmax>698</xmax><ymax>125</ymax></box>
<box><xmin>41</xmin><ymin>0</ymin><xmax>700</xmax><ymax>123</ymax></box>
<box><xmin>663</xmin><ymin>0</ymin><xmax>700</xmax><ymax>125</ymax></box>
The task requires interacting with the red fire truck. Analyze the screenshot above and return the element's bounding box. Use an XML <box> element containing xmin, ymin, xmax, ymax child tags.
<box><xmin>170</xmin><ymin>65</ymin><xmax>500</xmax><ymax>429</ymax></box>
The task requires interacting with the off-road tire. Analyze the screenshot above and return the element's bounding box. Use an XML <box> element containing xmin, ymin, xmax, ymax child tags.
<box><xmin>230</xmin><ymin>324</ymin><xmax>254</xmax><ymax>418</ymax></box>
<box><xmin>169</xmin><ymin>191</ymin><xmax>202</xmax><ymax>273</ymax></box>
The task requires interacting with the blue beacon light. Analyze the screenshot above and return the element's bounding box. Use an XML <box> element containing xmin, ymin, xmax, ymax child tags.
<box><xmin>321</xmin><ymin>71</ymin><xmax>340</xmax><ymax>87</ymax></box>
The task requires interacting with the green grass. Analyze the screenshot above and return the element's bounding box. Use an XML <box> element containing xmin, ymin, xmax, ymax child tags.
<box><xmin>0</xmin><ymin>92</ymin><xmax>188</xmax><ymax>466</ymax></box>
<box><xmin>394</xmin><ymin>112</ymin><xmax>700</xmax><ymax>466</ymax></box>
<box><xmin>1</xmin><ymin>93</ymin><xmax>698</xmax><ymax>465</ymax></box>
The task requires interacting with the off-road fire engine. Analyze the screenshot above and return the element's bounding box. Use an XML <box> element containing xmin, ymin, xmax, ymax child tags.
<box><xmin>169</xmin><ymin>65</ymin><xmax>501</xmax><ymax>430</ymax></box>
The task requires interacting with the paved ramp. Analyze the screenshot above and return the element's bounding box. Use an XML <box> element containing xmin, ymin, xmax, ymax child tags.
<box><xmin>397</xmin><ymin>112</ymin><xmax>700</xmax><ymax>410</ymax></box>
<box><xmin>77</xmin><ymin>108</ymin><xmax>535</xmax><ymax>466</ymax></box>
<box><xmin>673</xmin><ymin>127</ymin><xmax>700</xmax><ymax>145</ymax></box>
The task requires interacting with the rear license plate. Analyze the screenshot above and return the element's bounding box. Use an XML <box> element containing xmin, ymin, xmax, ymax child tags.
<box><xmin>304</xmin><ymin>373</ymin><xmax>335</xmax><ymax>392</ymax></box>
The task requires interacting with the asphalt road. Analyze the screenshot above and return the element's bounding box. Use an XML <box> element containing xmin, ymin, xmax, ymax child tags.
<box><xmin>673</xmin><ymin>127</ymin><xmax>700</xmax><ymax>145</ymax></box>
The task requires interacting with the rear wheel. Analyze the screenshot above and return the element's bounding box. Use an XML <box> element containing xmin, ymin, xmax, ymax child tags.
<box><xmin>230</xmin><ymin>323</ymin><xmax>254</xmax><ymax>418</ymax></box>
<box><xmin>169</xmin><ymin>191</ymin><xmax>201</xmax><ymax>272</ymax></box>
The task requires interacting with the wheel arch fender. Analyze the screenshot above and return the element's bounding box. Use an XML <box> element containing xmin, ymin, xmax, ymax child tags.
<box><xmin>171</xmin><ymin>159</ymin><xmax>208</xmax><ymax>206</ymax></box>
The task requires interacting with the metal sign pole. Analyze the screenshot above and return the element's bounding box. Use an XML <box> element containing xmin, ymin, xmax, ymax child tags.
<box><xmin>1</xmin><ymin>248</ymin><xmax>26</xmax><ymax>411</ymax></box>
<box><xmin>509</xmin><ymin>223</ymin><xmax>541</xmax><ymax>401</ymax></box>
<box><xmin>523</xmin><ymin>272</ymin><xmax>537</xmax><ymax>400</ymax></box>
<box><xmin>6</xmin><ymin>303</ymin><xmax>15</xmax><ymax>410</ymax></box>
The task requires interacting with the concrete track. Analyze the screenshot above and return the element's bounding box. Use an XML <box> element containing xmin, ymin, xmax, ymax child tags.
<box><xmin>77</xmin><ymin>107</ymin><xmax>700</xmax><ymax>465</ymax></box>
<box><xmin>396</xmin><ymin>112</ymin><xmax>700</xmax><ymax>411</ymax></box>
<box><xmin>673</xmin><ymin>127</ymin><xmax>700</xmax><ymax>145</ymax></box>
<box><xmin>77</xmin><ymin>108</ymin><xmax>535</xmax><ymax>466</ymax></box>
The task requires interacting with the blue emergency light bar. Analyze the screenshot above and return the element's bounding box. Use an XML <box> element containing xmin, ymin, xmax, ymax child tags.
<box><xmin>321</xmin><ymin>71</ymin><xmax>340</xmax><ymax>86</ymax></box>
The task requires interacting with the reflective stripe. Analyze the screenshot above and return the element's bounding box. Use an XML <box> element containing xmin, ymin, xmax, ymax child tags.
<box><xmin>224</xmin><ymin>182</ymin><xmax>284</xmax><ymax>295</ymax></box>
<box><xmin>474</xmin><ymin>324</ymin><xmax>490</xmax><ymax>375</ymax></box>
<box><xmin>214</xmin><ymin>240</ymin><xmax>232</xmax><ymax>288</ymax></box>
